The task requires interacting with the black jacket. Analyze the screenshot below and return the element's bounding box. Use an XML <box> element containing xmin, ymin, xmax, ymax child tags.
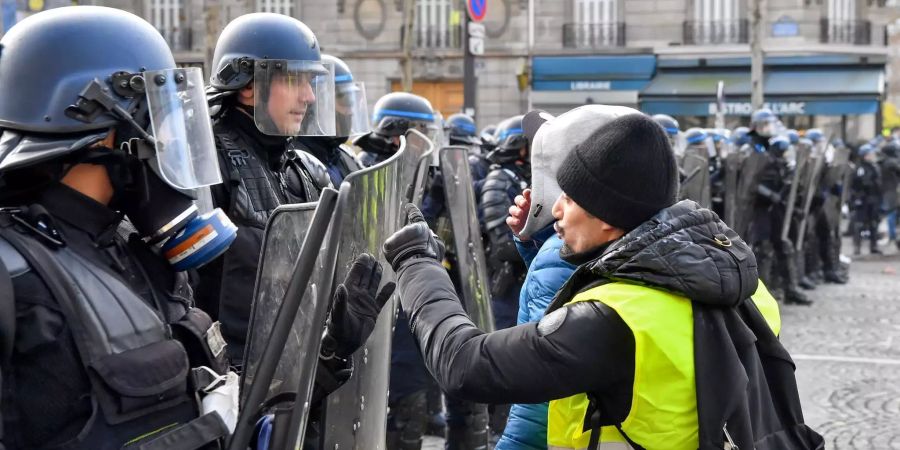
<box><xmin>396</xmin><ymin>200</ymin><xmax>821</xmax><ymax>449</ymax></box>
<box><xmin>880</xmin><ymin>156</ymin><xmax>900</xmax><ymax>210</ymax></box>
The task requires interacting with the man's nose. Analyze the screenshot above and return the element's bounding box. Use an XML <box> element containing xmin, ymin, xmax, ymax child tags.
<box><xmin>298</xmin><ymin>82</ymin><xmax>316</xmax><ymax>104</ymax></box>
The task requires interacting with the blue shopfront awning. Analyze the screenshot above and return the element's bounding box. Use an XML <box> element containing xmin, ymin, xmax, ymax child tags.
<box><xmin>640</xmin><ymin>68</ymin><xmax>884</xmax><ymax>116</ymax></box>
<box><xmin>532</xmin><ymin>55</ymin><xmax>656</xmax><ymax>91</ymax></box>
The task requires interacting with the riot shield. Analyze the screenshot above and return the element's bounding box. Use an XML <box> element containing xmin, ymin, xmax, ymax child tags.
<box><xmin>796</xmin><ymin>149</ymin><xmax>826</xmax><ymax>251</ymax></box>
<box><xmin>723</xmin><ymin>151</ymin><xmax>742</xmax><ymax>227</ymax></box>
<box><xmin>678</xmin><ymin>143</ymin><xmax>711</xmax><ymax>208</ymax></box>
<box><xmin>320</xmin><ymin>129</ymin><xmax>433</xmax><ymax>450</ymax></box>
<box><xmin>822</xmin><ymin>145</ymin><xmax>851</xmax><ymax>233</ymax></box>
<box><xmin>231</xmin><ymin>190</ymin><xmax>340</xmax><ymax>450</ymax></box>
<box><xmin>780</xmin><ymin>145</ymin><xmax>811</xmax><ymax>243</ymax></box>
<box><xmin>733</xmin><ymin>151</ymin><xmax>768</xmax><ymax>238</ymax></box>
<box><xmin>439</xmin><ymin>146</ymin><xmax>494</xmax><ymax>331</ymax></box>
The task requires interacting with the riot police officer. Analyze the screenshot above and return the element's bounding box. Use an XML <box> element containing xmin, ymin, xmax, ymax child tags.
<box><xmin>447</xmin><ymin>113</ymin><xmax>490</xmax><ymax>184</ymax></box>
<box><xmin>0</xmin><ymin>7</ymin><xmax>237</xmax><ymax>448</ymax></box>
<box><xmin>355</xmin><ymin>92</ymin><xmax>442</xmax><ymax>167</ymax></box>
<box><xmin>200</xmin><ymin>13</ymin><xmax>338</xmax><ymax>366</ymax></box>
<box><xmin>747</xmin><ymin>130</ymin><xmax>813</xmax><ymax>305</ymax></box>
<box><xmin>480</xmin><ymin>115</ymin><xmax>531</xmax><ymax>329</ymax></box>
<box><xmin>850</xmin><ymin>144</ymin><xmax>883</xmax><ymax>255</ymax></box>
<box><xmin>292</xmin><ymin>54</ymin><xmax>367</xmax><ymax>186</ymax></box>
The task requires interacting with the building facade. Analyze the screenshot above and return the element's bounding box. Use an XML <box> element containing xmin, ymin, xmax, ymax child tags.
<box><xmin>2</xmin><ymin>0</ymin><xmax>898</xmax><ymax>140</ymax></box>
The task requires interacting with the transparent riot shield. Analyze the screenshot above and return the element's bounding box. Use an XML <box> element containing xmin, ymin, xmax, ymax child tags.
<box><xmin>320</xmin><ymin>130</ymin><xmax>433</xmax><ymax>450</ymax></box>
<box><xmin>678</xmin><ymin>143</ymin><xmax>712</xmax><ymax>208</ymax></box>
<box><xmin>780</xmin><ymin>145</ymin><xmax>811</xmax><ymax>243</ymax></box>
<box><xmin>723</xmin><ymin>151</ymin><xmax>742</xmax><ymax>228</ymax></box>
<box><xmin>796</xmin><ymin>150</ymin><xmax>826</xmax><ymax>251</ymax></box>
<box><xmin>733</xmin><ymin>151</ymin><xmax>768</xmax><ymax>239</ymax></box>
<box><xmin>439</xmin><ymin>146</ymin><xmax>494</xmax><ymax>331</ymax></box>
<box><xmin>822</xmin><ymin>145</ymin><xmax>851</xmax><ymax>234</ymax></box>
<box><xmin>231</xmin><ymin>190</ymin><xmax>340</xmax><ymax>450</ymax></box>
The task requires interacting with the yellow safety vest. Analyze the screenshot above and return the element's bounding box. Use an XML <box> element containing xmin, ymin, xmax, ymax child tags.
<box><xmin>547</xmin><ymin>281</ymin><xmax>780</xmax><ymax>450</ymax></box>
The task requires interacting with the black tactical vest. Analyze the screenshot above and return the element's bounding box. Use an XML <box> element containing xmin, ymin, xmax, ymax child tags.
<box><xmin>0</xmin><ymin>220</ymin><xmax>228</xmax><ymax>450</ymax></box>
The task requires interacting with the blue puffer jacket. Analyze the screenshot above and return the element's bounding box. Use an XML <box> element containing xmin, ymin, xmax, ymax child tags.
<box><xmin>495</xmin><ymin>227</ymin><xmax>576</xmax><ymax>450</ymax></box>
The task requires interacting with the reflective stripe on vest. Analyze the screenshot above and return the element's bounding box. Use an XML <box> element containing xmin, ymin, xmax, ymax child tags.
<box><xmin>547</xmin><ymin>281</ymin><xmax>780</xmax><ymax>450</ymax></box>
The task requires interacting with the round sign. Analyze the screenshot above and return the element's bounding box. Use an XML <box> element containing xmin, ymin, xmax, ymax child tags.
<box><xmin>467</xmin><ymin>0</ymin><xmax>487</xmax><ymax>22</ymax></box>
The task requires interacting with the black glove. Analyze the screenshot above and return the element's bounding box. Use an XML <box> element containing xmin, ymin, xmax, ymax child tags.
<box><xmin>324</xmin><ymin>253</ymin><xmax>396</xmax><ymax>359</ymax></box>
<box><xmin>383</xmin><ymin>204</ymin><xmax>446</xmax><ymax>273</ymax></box>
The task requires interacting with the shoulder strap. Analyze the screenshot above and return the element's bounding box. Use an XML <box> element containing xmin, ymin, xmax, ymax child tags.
<box><xmin>0</xmin><ymin>244</ymin><xmax>15</xmax><ymax>365</ymax></box>
<box><xmin>0</xmin><ymin>227</ymin><xmax>95</xmax><ymax>374</ymax></box>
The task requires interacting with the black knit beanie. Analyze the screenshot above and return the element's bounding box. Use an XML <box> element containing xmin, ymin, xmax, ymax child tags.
<box><xmin>556</xmin><ymin>114</ymin><xmax>679</xmax><ymax>231</ymax></box>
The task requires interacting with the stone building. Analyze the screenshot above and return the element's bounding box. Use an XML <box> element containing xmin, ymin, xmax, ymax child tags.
<box><xmin>2</xmin><ymin>0</ymin><xmax>898</xmax><ymax>140</ymax></box>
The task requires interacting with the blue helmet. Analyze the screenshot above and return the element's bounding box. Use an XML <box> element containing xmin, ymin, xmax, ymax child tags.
<box><xmin>652</xmin><ymin>114</ymin><xmax>680</xmax><ymax>136</ymax></box>
<box><xmin>370</xmin><ymin>92</ymin><xmax>439</xmax><ymax>139</ymax></box>
<box><xmin>706</xmin><ymin>128</ymin><xmax>728</xmax><ymax>143</ymax></box>
<box><xmin>751</xmin><ymin>108</ymin><xmax>778</xmax><ymax>137</ymax></box>
<box><xmin>805</xmin><ymin>128</ymin><xmax>824</xmax><ymax>143</ymax></box>
<box><xmin>446</xmin><ymin>113</ymin><xmax>480</xmax><ymax>146</ymax></box>
<box><xmin>785</xmin><ymin>129</ymin><xmax>799</xmax><ymax>144</ymax></box>
<box><xmin>684</xmin><ymin>127</ymin><xmax>708</xmax><ymax>145</ymax></box>
<box><xmin>858</xmin><ymin>143</ymin><xmax>875</xmax><ymax>156</ymax></box>
<box><xmin>769</xmin><ymin>135</ymin><xmax>791</xmax><ymax>154</ymax></box>
<box><xmin>487</xmin><ymin>115</ymin><xmax>527</xmax><ymax>163</ymax></box>
<box><xmin>731</xmin><ymin>126</ymin><xmax>751</xmax><ymax>146</ymax></box>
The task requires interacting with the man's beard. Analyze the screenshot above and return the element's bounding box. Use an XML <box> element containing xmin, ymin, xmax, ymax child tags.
<box><xmin>559</xmin><ymin>241</ymin><xmax>610</xmax><ymax>266</ymax></box>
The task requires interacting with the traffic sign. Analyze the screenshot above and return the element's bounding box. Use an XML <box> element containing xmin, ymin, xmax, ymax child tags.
<box><xmin>467</xmin><ymin>0</ymin><xmax>486</xmax><ymax>22</ymax></box>
<box><xmin>468</xmin><ymin>22</ymin><xmax>485</xmax><ymax>55</ymax></box>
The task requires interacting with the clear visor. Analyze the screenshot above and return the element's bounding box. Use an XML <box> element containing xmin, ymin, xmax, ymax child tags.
<box><xmin>756</xmin><ymin>120</ymin><xmax>777</xmax><ymax>137</ymax></box>
<box><xmin>253</xmin><ymin>60</ymin><xmax>335</xmax><ymax>136</ymax></box>
<box><xmin>669</xmin><ymin>133</ymin><xmax>687</xmax><ymax>157</ymax></box>
<box><xmin>687</xmin><ymin>137</ymin><xmax>716</xmax><ymax>159</ymax></box>
<box><xmin>335</xmin><ymin>81</ymin><xmax>369</xmax><ymax>137</ymax></box>
<box><xmin>145</xmin><ymin>67</ymin><xmax>222</xmax><ymax>190</ymax></box>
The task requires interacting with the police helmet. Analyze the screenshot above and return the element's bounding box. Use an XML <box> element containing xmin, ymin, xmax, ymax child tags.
<box><xmin>858</xmin><ymin>143</ymin><xmax>875</xmax><ymax>156</ymax></box>
<box><xmin>731</xmin><ymin>126</ymin><xmax>751</xmax><ymax>146</ymax></box>
<box><xmin>684</xmin><ymin>128</ymin><xmax>708</xmax><ymax>145</ymax></box>
<box><xmin>0</xmin><ymin>6</ymin><xmax>217</xmax><ymax>185</ymax></box>
<box><xmin>786</xmin><ymin>129</ymin><xmax>800</xmax><ymax>145</ymax></box>
<box><xmin>446</xmin><ymin>113</ymin><xmax>481</xmax><ymax>146</ymax></box>
<box><xmin>487</xmin><ymin>115</ymin><xmax>527</xmax><ymax>164</ymax></box>
<box><xmin>210</xmin><ymin>13</ymin><xmax>325</xmax><ymax>91</ymax></box>
<box><xmin>652</xmin><ymin>114</ymin><xmax>680</xmax><ymax>136</ymax></box>
<box><xmin>882</xmin><ymin>142</ymin><xmax>899</xmax><ymax>158</ymax></box>
<box><xmin>751</xmin><ymin>108</ymin><xmax>778</xmax><ymax>137</ymax></box>
<box><xmin>769</xmin><ymin>135</ymin><xmax>791</xmax><ymax>154</ymax></box>
<box><xmin>210</xmin><ymin>14</ymin><xmax>335</xmax><ymax>136</ymax></box>
<box><xmin>322</xmin><ymin>54</ymin><xmax>369</xmax><ymax>137</ymax></box>
<box><xmin>371</xmin><ymin>92</ymin><xmax>440</xmax><ymax>141</ymax></box>
<box><xmin>806</xmin><ymin>128</ymin><xmax>825</xmax><ymax>144</ymax></box>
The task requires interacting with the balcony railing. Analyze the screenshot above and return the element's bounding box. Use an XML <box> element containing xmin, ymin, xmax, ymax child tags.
<box><xmin>562</xmin><ymin>23</ymin><xmax>626</xmax><ymax>48</ymax></box>
<box><xmin>402</xmin><ymin>24</ymin><xmax>463</xmax><ymax>50</ymax></box>
<box><xmin>682</xmin><ymin>19</ymin><xmax>749</xmax><ymax>45</ymax></box>
<box><xmin>819</xmin><ymin>19</ymin><xmax>872</xmax><ymax>45</ymax></box>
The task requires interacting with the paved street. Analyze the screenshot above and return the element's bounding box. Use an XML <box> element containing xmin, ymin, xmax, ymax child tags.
<box><xmin>423</xmin><ymin>242</ymin><xmax>900</xmax><ymax>450</ymax></box>
<box><xmin>782</xmin><ymin>245</ymin><xmax>900</xmax><ymax>449</ymax></box>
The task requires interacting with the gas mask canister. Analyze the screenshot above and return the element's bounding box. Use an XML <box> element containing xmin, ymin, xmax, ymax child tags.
<box><xmin>101</xmin><ymin>67</ymin><xmax>237</xmax><ymax>271</ymax></box>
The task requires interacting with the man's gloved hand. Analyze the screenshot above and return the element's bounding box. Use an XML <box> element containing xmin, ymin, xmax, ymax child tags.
<box><xmin>383</xmin><ymin>204</ymin><xmax>445</xmax><ymax>273</ymax></box>
<box><xmin>325</xmin><ymin>253</ymin><xmax>396</xmax><ymax>359</ymax></box>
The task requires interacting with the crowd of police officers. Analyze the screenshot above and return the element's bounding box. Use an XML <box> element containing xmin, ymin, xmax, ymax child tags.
<box><xmin>0</xmin><ymin>5</ymin><xmax>885</xmax><ymax>450</ymax></box>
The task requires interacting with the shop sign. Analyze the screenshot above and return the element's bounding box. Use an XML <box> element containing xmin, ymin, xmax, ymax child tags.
<box><xmin>708</xmin><ymin>101</ymin><xmax>807</xmax><ymax>115</ymax></box>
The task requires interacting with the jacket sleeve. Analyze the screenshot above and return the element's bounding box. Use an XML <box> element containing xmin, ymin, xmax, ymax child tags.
<box><xmin>397</xmin><ymin>259</ymin><xmax>634</xmax><ymax>405</ymax></box>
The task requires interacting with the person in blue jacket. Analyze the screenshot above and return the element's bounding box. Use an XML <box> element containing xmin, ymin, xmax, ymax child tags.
<box><xmin>495</xmin><ymin>105</ymin><xmax>644</xmax><ymax>449</ymax></box>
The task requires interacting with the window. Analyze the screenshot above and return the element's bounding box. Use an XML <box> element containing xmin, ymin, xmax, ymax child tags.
<box><xmin>823</xmin><ymin>0</ymin><xmax>860</xmax><ymax>43</ymax></box>
<box><xmin>569</xmin><ymin>0</ymin><xmax>621</xmax><ymax>47</ymax></box>
<box><xmin>147</xmin><ymin>0</ymin><xmax>189</xmax><ymax>51</ymax></box>
<box><xmin>415</xmin><ymin>0</ymin><xmax>460</xmax><ymax>49</ymax></box>
<box><xmin>688</xmin><ymin>0</ymin><xmax>744</xmax><ymax>44</ymax></box>
<box><xmin>257</xmin><ymin>0</ymin><xmax>294</xmax><ymax>16</ymax></box>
